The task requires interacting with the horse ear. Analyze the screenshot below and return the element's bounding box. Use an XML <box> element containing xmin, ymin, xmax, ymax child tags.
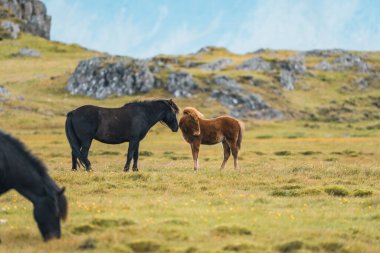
<box><xmin>58</xmin><ymin>187</ymin><xmax>66</xmax><ymax>196</ymax></box>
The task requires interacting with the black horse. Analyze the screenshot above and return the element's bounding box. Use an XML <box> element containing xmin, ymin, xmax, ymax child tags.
<box><xmin>65</xmin><ymin>99</ymin><xmax>179</xmax><ymax>172</ymax></box>
<box><xmin>0</xmin><ymin>131</ymin><xmax>68</xmax><ymax>241</ymax></box>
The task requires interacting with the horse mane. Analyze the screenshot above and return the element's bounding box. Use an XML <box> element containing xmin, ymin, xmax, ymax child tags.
<box><xmin>0</xmin><ymin>131</ymin><xmax>68</xmax><ymax>221</ymax></box>
<box><xmin>183</xmin><ymin>107</ymin><xmax>204</xmax><ymax>119</ymax></box>
<box><xmin>124</xmin><ymin>99</ymin><xmax>180</xmax><ymax>113</ymax></box>
<box><xmin>0</xmin><ymin>131</ymin><xmax>48</xmax><ymax>177</ymax></box>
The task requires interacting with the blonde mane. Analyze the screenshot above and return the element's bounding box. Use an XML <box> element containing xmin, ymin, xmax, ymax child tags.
<box><xmin>183</xmin><ymin>107</ymin><xmax>204</xmax><ymax>119</ymax></box>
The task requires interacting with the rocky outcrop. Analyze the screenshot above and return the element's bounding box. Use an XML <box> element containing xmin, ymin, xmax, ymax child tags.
<box><xmin>199</xmin><ymin>58</ymin><xmax>232</xmax><ymax>71</ymax></box>
<box><xmin>67</xmin><ymin>57</ymin><xmax>156</xmax><ymax>99</ymax></box>
<box><xmin>314</xmin><ymin>60</ymin><xmax>333</xmax><ymax>71</ymax></box>
<box><xmin>355</xmin><ymin>73</ymin><xmax>380</xmax><ymax>90</ymax></box>
<box><xmin>213</xmin><ymin>75</ymin><xmax>240</xmax><ymax>89</ymax></box>
<box><xmin>280</xmin><ymin>70</ymin><xmax>295</xmax><ymax>90</ymax></box>
<box><xmin>0</xmin><ymin>20</ymin><xmax>20</xmax><ymax>39</ymax></box>
<box><xmin>211</xmin><ymin>90</ymin><xmax>282</xmax><ymax>119</ymax></box>
<box><xmin>237</xmin><ymin>57</ymin><xmax>272</xmax><ymax>72</ymax></box>
<box><xmin>210</xmin><ymin>75</ymin><xmax>282</xmax><ymax>119</ymax></box>
<box><xmin>334</xmin><ymin>54</ymin><xmax>370</xmax><ymax>72</ymax></box>
<box><xmin>313</xmin><ymin>54</ymin><xmax>371</xmax><ymax>72</ymax></box>
<box><xmin>0</xmin><ymin>0</ymin><xmax>51</xmax><ymax>39</ymax></box>
<box><xmin>278</xmin><ymin>55</ymin><xmax>306</xmax><ymax>74</ymax></box>
<box><xmin>304</xmin><ymin>49</ymin><xmax>347</xmax><ymax>57</ymax></box>
<box><xmin>67</xmin><ymin>57</ymin><xmax>198</xmax><ymax>99</ymax></box>
<box><xmin>196</xmin><ymin>46</ymin><xmax>230</xmax><ymax>55</ymax></box>
<box><xmin>166</xmin><ymin>72</ymin><xmax>197</xmax><ymax>97</ymax></box>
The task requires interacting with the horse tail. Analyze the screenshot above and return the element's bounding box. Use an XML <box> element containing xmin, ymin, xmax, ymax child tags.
<box><xmin>237</xmin><ymin>120</ymin><xmax>245</xmax><ymax>150</ymax></box>
<box><xmin>65</xmin><ymin>112</ymin><xmax>85</xmax><ymax>168</ymax></box>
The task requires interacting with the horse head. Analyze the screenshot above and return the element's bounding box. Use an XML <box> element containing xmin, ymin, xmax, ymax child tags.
<box><xmin>34</xmin><ymin>186</ymin><xmax>67</xmax><ymax>241</ymax></box>
<box><xmin>162</xmin><ymin>99</ymin><xmax>180</xmax><ymax>132</ymax></box>
<box><xmin>182</xmin><ymin>107</ymin><xmax>204</xmax><ymax>136</ymax></box>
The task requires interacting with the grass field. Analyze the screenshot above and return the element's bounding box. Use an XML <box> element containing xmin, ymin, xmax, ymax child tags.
<box><xmin>0</xmin><ymin>35</ymin><xmax>380</xmax><ymax>253</ymax></box>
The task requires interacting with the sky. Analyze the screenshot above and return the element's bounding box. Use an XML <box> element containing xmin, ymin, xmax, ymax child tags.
<box><xmin>44</xmin><ymin>0</ymin><xmax>380</xmax><ymax>58</ymax></box>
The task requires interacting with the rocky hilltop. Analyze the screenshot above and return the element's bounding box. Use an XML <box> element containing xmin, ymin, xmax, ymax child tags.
<box><xmin>67</xmin><ymin>46</ymin><xmax>380</xmax><ymax>121</ymax></box>
<box><xmin>0</xmin><ymin>0</ymin><xmax>51</xmax><ymax>39</ymax></box>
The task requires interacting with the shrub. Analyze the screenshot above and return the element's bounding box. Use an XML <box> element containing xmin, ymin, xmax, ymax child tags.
<box><xmin>140</xmin><ymin>150</ymin><xmax>154</xmax><ymax>157</ymax></box>
<box><xmin>128</xmin><ymin>241</ymin><xmax>161</xmax><ymax>252</ymax></box>
<box><xmin>276</xmin><ymin>240</ymin><xmax>303</xmax><ymax>253</ymax></box>
<box><xmin>213</xmin><ymin>225</ymin><xmax>252</xmax><ymax>236</ymax></box>
<box><xmin>324</xmin><ymin>186</ymin><xmax>349</xmax><ymax>197</ymax></box>
<box><xmin>353</xmin><ymin>189</ymin><xmax>373</xmax><ymax>197</ymax></box>
<box><xmin>274</xmin><ymin>151</ymin><xmax>292</xmax><ymax>156</ymax></box>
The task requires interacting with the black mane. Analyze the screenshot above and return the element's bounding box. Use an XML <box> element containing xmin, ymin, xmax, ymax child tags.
<box><xmin>123</xmin><ymin>99</ymin><xmax>168</xmax><ymax>107</ymax></box>
<box><xmin>0</xmin><ymin>131</ymin><xmax>48</xmax><ymax>177</ymax></box>
<box><xmin>124</xmin><ymin>99</ymin><xmax>179</xmax><ymax>113</ymax></box>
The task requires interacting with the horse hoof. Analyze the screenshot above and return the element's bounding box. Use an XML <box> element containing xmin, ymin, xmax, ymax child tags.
<box><xmin>124</xmin><ymin>168</ymin><xmax>130</xmax><ymax>172</ymax></box>
<box><xmin>132</xmin><ymin>168</ymin><xmax>139</xmax><ymax>172</ymax></box>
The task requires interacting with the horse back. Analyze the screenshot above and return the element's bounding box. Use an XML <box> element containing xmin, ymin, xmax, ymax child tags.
<box><xmin>70</xmin><ymin>105</ymin><xmax>137</xmax><ymax>144</ymax></box>
<box><xmin>200</xmin><ymin>116</ymin><xmax>241</xmax><ymax>145</ymax></box>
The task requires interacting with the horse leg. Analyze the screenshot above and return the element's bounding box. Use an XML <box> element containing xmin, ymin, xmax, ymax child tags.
<box><xmin>124</xmin><ymin>140</ymin><xmax>139</xmax><ymax>172</ymax></box>
<box><xmin>191</xmin><ymin>142</ymin><xmax>200</xmax><ymax>171</ymax></box>
<box><xmin>132</xmin><ymin>142</ymin><xmax>140</xmax><ymax>171</ymax></box>
<box><xmin>220</xmin><ymin>141</ymin><xmax>231</xmax><ymax>170</ymax></box>
<box><xmin>71</xmin><ymin>151</ymin><xmax>78</xmax><ymax>170</ymax></box>
<box><xmin>229</xmin><ymin>142</ymin><xmax>239</xmax><ymax>171</ymax></box>
<box><xmin>80</xmin><ymin>139</ymin><xmax>93</xmax><ymax>171</ymax></box>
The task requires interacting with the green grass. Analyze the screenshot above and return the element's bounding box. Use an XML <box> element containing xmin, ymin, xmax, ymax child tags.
<box><xmin>0</xmin><ymin>35</ymin><xmax>380</xmax><ymax>253</ymax></box>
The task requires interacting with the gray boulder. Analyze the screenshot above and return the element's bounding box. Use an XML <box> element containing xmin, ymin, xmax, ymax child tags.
<box><xmin>356</xmin><ymin>78</ymin><xmax>368</xmax><ymax>90</ymax></box>
<box><xmin>210</xmin><ymin>76</ymin><xmax>282</xmax><ymax>119</ymax></box>
<box><xmin>211</xmin><ymin>89</ymin><xmax>282</xmax><ymax>119</ymax></box>
<box><xmin>0</xmin><ymin>20</ymin><xmax>20</xmax><ymax>39</ymax></box>
<box><xmin>17</xmin><ymin>48</ymin><xmax>41</xmax><ymax>57</ymax></box>
<box><xmin>237</xmin><ymin>57</ymin><xmax>272</xmax><ymax>71</ymax></box>
<box><xmin>280</xmin><ymin>70</ymin><xmax>295</xmax><ymax>90</ymax></box>
<box><xmin>0</xmin><ymin>85</ymin><xmax>10</xmax><ymax>102</ymax></box>
<box><xmin>315</xmin><ymin>60</ymin><xmax>333</xmax><ymax>71</ymax></box>
<box><xmin>166</xmin><ymin>72</ymin><xmax>197</xmax><ymax>97</ymax></box>
<box><xmin>0</xmin><ymin>85</ymin><xmax>9</xmax><ymax>96</ymax></box>
<box><xmin>304</xmin><ymin>49</ymin><xmax>347</xmax><ymax>57</ymax></box>
<box><xmin>199</xmin><ymin>58</ymin><xmax>232</xmax><ymax>71</ymax></box>
<box><xmin>182</xmin><ymin>61</ymin><xmax>199</xmax><ymax>68</ymax></box>
<box><xmin>213</xmin><ymin>75</ymin><xmax>241</xmax><ymax>89</ymax></box>
<box><xmin>334</xmin><ymin>54</ymin><xmax>370</xmax><ymax>72</ymax></box>
<box><xmin>279</xmin><ymin>55</ymin><xmax>306</xmax><ymax>74</ymax></box>
<box><xmin>0</xmin><ymin>0</ymin><xmax>51</xmax><ymax>39</ymax></box>
<box><xmin>67</xmin><ymin>57</ymin><xmax>156</xmax><ymax>99</ymax></box>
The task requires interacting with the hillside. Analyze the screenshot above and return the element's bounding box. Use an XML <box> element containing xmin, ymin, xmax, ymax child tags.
<box><xmin>0</xmin><ymin>34</ymin><xmax>380</xmax><ymax>253</ymax></box>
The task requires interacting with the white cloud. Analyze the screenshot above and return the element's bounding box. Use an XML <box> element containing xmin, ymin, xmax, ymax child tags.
<box><xmin>45</xmin><ymin>0</ymin><xmax>170</xmax><ymax>57</ymax></box>
<box><xmin>44</xmin><ymin>0</ymin><xmax>379</xmax><ymax>57</ymax></box>
<box><xmin>142</xmin><ymin>13</ymin><xmax>222</xmax><ymax>57</ymax></box>
<box><xmin>223</xmin><ymin>0</ymin><xmax>379</xmax><ymax>52</ymax></box>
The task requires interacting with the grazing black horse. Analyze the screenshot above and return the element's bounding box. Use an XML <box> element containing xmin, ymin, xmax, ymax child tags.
<box><xmin>65</xmin><ymin>99</ymin><xmax>179</xmax><ymax>172</ymax></box>
<box><xmin>0</xmin><ymin>131</ymin><xmax>68</xmax><ymax>241</ymax></box>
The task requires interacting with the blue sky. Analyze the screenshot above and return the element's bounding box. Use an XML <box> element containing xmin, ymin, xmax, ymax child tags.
<box><xmin>44</xmin><ymin>0</ymin><xmax>380</xmax><ymax>58</ymax></box>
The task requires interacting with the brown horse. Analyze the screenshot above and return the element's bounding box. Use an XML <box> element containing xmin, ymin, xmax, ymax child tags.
<box><xmin>179</xmin><ymin>107</ymin><xmax>244</xmax><ymax>171</ymax></box>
